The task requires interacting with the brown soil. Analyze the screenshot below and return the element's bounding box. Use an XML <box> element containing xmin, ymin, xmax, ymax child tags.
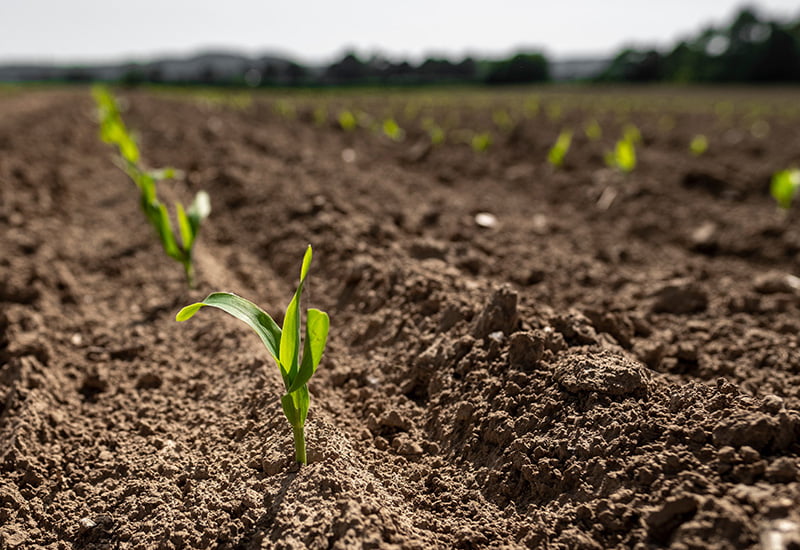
<box><xmin>2</xmin><ymin>87</ymin><xmax>800</xmax><ymax>549</ymax></box>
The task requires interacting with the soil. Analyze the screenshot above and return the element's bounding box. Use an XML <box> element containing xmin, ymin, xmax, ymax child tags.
<box><xmin>2</xmin><ymin>86</ymin><xmax>800</xmax><ymax>549</ymax></box>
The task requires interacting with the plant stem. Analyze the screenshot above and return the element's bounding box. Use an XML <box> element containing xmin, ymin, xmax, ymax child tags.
<box><xmin>292</xmin><ymin>424</ymin><xmax>307</xmax><ymax>464</ymax></box>
<box><xmin>183</xmin><ymin>262</ymin><xmax>195</xmax><ymax>289</ymax></box>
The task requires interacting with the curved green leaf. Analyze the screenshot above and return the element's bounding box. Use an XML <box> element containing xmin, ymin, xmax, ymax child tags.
<box><xmin>295</xmin><ymin>384</ymin><xmax>310</xmax><ymax>426</ymax></box>
<box><xmin>288</xmin><ymin>309</ymin><xmax>329</xmax><ymax>393</ymax></box>
<box><xmin>299</xmin><ymin>245</ymin><xmax>312</xmax><ymax>280</ymax></box>
<box><xmin>175</xmin><ymin>302</ymin><xmax>204</xmax><ymax>321</ymax></box>
<box><xmin>151</xmin><ymin>202</ymin><xmax>180</xmax><ymax>260</ymax></box>
<box><xmin>280</xmin><ymin>245</ymin><xmax>313</xmax><ymax>385</ymax></box>
<box><xmin>176</xmin><ymin>201</ymin><xmax>193</xmax><ymax>251</ymax></box>
<box><xmin>175</xmin><ymin>292</ymin><xmax>283</xmax><ymax>367</ymax></box>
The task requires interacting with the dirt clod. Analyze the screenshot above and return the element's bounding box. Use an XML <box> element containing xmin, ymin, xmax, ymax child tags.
<box><xmin>554</xmin><ymin>349</ymin><xmax>651</xmax><ymax>396</ymax></box>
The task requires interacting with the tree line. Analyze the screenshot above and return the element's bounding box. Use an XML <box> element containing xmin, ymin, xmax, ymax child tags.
<box><xmin>598</xmin><ymin>7</ymin><xmax>800</xmax><ymax>83</ymax></box>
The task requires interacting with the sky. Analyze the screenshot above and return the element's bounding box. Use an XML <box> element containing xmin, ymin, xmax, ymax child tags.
<box><xmin>1</xmin><ymin>0</ymin><xmax>798</xmax><ymax>64</ymax></box>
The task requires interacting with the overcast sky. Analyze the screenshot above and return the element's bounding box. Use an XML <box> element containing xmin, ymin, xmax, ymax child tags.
<box><xmin>1</xmin><ymin>0</ymin><xmax>798</xmax><ymax>64</ymax></box>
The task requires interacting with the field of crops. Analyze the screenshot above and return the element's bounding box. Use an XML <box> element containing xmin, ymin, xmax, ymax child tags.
<box><xmin>2</xmin><ymin>85</ymin><xmax>800</xmax><ymax>549</ymax></box>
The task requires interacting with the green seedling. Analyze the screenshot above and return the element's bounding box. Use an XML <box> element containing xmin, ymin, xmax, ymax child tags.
<box><xmin>771</xmin><ymin>169</ymin><xmax>800</xmax><ymax>210</ymax></box>
<box><xmin>623</xmin><ymin>123</ymin><xmax>642</xmax><ymax>145</ymax></box>
<box><xmin>93</xmin><ymin>86</ymin><xmax>140</xmax><ymax>165</ymax></box>
<box><xmin>92</xmin><ymin>86</ymin><xmax>210</xmax><ymax>287</ymax></box>
<box><xmin>338</xmin><ymin>110</ymin><xmax>357</xmax><ymax>131</ymax></box>
<box><xmin>605</xmin><ymin>136</ymin><xmax>637</xmax><ymax>174</ymax></box>
<box><xmin>421</xmin><ymin>117</ymin><xmax>445</xmax><ymax>146</ymax></box>
<box><xmin>547</xmin><ymin>129</ymin><xmax>573</xmax><ymax>169</ymax></box>
<box><xmin>546</xmin><ymin>102</ymin><xmax>562</xmax><ymax>122</ymax></box>
<box><xmin>492</xmin><ymin>109</ymin><xmax>513</xmax><ymax>132</ymax></box>
<box><xmin>382</xmin><ymin>118</ymin><xmax>405</xmax><ymax>142</ymax></box>
<box><xmin>176</xmin><ymin>245</ymin><xmax>329</xmax><ymax>465</ymax></box>
<box><xmin>471</xmin><ymin>132</ymin><xmax>492</xmax><ymax>153</ymax></box>
<box><xmin>689</xmin><ymin>135</ymin><xmax>708</xmax><ymax>157</ymax></box>
<box><xmin>524</xmin><ymin>97</ymin><xmax>540</xmax><ymax>117</ymax></box>
<box><xmin>584</xmin><ymin>119</ymin><xmax>602</xmax><ymax>141</ymax></box>
<box><xmin>428</xmin><ymin>125</ymin><xmax>445</xmax><ymax>146</ymax></box>
<box><xmin>273</xmin><ymin>100</ymin><xmax>296</xmax><ymax>119</ymax></box>
<box><xmin>313</xmin><ymin>106</ymin><xmax>328</xmax><ymax>127</ymax></box>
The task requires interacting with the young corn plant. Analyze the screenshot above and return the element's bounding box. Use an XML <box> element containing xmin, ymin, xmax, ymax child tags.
<box><xmin>605</xmin><ymin>135</ymin><xmax>637</xmax><ymax>174</ymax></box>
<box><xmin>338</xmin><ymin>109</ymin><xmax>357</xmax><ymax>131</ymax></box>
<box><xmin>771</xmin><ymin>168</ymin><xmax>800</xmax><ymax>210</ymax></box>
<box><xmin>584</xmin><ymin>119</ymin><xmax>602</xmax><ymax>141</ymax></box>
<box><xmin>547</xmin><ymin>129</ymin><xmax>572</xmax><ymax>169</ymax></box>
<box><xmin>471</xmin><ymin>132</ymin><xmax>492</xmax><ymax>153</ymax></box>
<box><xmin>176</xmin><ymin>245</ymin><xmax>329</xmax><ymax>465</ymax></box>
<box><xmin>689</xmin><ymin>135</ymin><xmax>708</xmax><ymax>157</ymax></box>
<box><xmin>92</xmin><ymin>86</ymin><xmax>210</xmax><ymax>288</ymax></box>
<box><xmin>382</xmin><ymin>118</ymin><xmax>405</xmax><ymax>142</ymax></box>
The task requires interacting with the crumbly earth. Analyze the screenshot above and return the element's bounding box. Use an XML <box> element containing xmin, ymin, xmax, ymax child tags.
<box><xmin>1</xmin><ymin>87</ymin><xmax>800</xmax><ymax>549</ymax></box>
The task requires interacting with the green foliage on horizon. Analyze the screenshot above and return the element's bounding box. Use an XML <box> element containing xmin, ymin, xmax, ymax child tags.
<box><xmin>92</xmin><ymin>86</ymin><xmax>210</xmax><ymax>287</ymax></box>
<box><xmin>598</xmin><ymin>7</ymin><xmax>800</xmax><ymax>83</ymax></box>
<box><xmin>176</xmin><ymin>246</ymin><xmax>329</xmax><ymax>465</ymax></box>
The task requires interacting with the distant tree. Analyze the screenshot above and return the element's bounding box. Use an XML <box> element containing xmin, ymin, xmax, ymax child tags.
<box><xmin>456</xmin><ymin>57</ymin><xmax>477</xmax><ymax>79</ymax></box>
<box><xmin>484</xmin><ymin>53</ymin><xmax>549</xmax><ymax>84</ymax></box>
<box><xmin>600</xmin><ymin>48</ymin><xmax>663</xmax><ymax>82</ymax></box>
<box><xmin>601</xmin><ymin>5</ymin><xmax>800</xmax><ymax>83</ymax></box>
<box><xmin>324</xmin><ymin>52</ymin><xmax>367</xmax><ymax>82</ymax></box>
<box><xmin>749</xmin><ymin>23</ymin><xmax>800</xmax><ymax>81</ymax></box>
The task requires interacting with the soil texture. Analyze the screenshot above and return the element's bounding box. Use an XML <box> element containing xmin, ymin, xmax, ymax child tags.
<box><xmin>2</xmin><ymin>87</ymin><xmax>800</xmax><ymax>549</ymax></box>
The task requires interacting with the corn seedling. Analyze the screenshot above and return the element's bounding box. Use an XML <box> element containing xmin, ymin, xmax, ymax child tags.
<box><xmin>584</xmin><ymin>119</ymin><xmax>602</xmax><ymax>141</ymax></box>
<box><xmin>771</xmin><ymin>169</ymin><xmax>800</xmax><ymax>210</ymax></box>
<box><xmin>546</xmin><ymin>103</ymin><xmax>562</xmax><ymax>122</ymax></box>
<box><xmin>492</xmin><ymin>109</ymin><xmax>513</xmax><ymax>132</ymax></box>
<box><xmin>92</xmin><ymin>86</ymin><xmax>210</xmax><ymax>287</ymax></box>
<box><xmin>176</xmin><ymin>246</ymin><xmax>329</xmax><ymax>465</ymax></box>
<box><xmin>547</xmin><ymin>129</ymin><xmax>572</xmax><ymax>169</ymax></box>
<box><xmin>605</xmin><ymin>136</ymin><xmax>637</xmax><ymax>174</ymax></box>
<box><xmin>428</xmin><ymin>125</ymin><xmax>445</xmax><ymax>146</ymax></box>
<box><xmin>471</xmin><ymin>132</ymin><xmax>492</xmax><ymax>153</ymax></box>
<box><xmin>689</xmin><ymin>135</ymin><xmax>708</xmax><ymax>156</ymax></box>
<box><xmin>313</xmin><ymin>106</ymin><xmax>328</xmax><ymax>127</ymax></box>
<box><xmin>623</xmin><ymin>123</ymin><xmax>642</xmax><ymax>145</ymax></box>
<box><xmin>338</xmin><ymin>110</ymin><xmax>357</xmax><ymax>131</ymax></box>
<box><xmin>524</xmin><ymin>97</ymin><xmax>540</xmax><ymax>117</ymax></box>
<box><xmin>382</xmin><ymin>118</ymin><xmax>405</xmax><ymax>142</ymax></box>
<box><xmin>421</xmin><ymin>117</ymin><xmax>445</xmax><ymax>146</ymax></box>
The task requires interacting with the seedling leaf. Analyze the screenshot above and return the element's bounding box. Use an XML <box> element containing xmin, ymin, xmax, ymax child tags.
<box><xmin>299</xmin><ymin>245</ymin><xmax>312</xmax><ymax>280</ymax></box>
<box><xmin>281</xmin><ymin>392</ymin><xmax>302</xmax><ymax>426</ymax></box>
<box><xmin>288</xmin><ymin>308</ymin><xmax>330</xmax><ymax>393</ymax></box>
<box><xmin>771</xmin><ymin>169</ymin><xmax>800</xmax><ymax>210</ymax></box>
<box><xmin>175</xmin><ymin>303</ymin><xmax>204</xmax><ymax>321</ymax></box>
<box><xmin>176</xmin><ymin>201</ymin><xmax>193</xmax><ymax>250</ymax></box>
<box><xmin>154</xmin><ymin>203</ymin><xmax>180</xmax><ymax>260</ymax></box>
<box><xmin>176</xmin><ymin>292</ymin><xmax>282</xmax><ymax>365</ymax></box>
